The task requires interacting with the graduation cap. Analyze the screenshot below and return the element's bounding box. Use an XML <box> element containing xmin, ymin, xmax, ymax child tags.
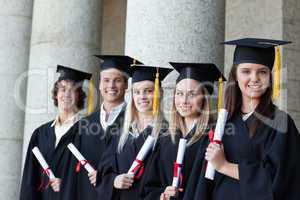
<box><xmin>170</xmin><ymin>62</ymin><xmax>226</xmax><ymax>111</ymax></box>
<box><xmin>170</xmin><ymin>62</ymin><xmax>225</xmax><ymax>85</ymax></box>
<box><xmin>130</xmin><ymin>65</ymin><xmax>173</xmax><ymax>84</ymax></box>
<box><xmin>56</xmin><ymin>65</ymin><xmax>92</xmax><ymax>82</ymax></box>
<box><xmin>223</xmin><ymin>38</ymin><xmax>291</xmax><ymax>70</ymax></box>
<box><xmin>130</xmin><ymin>65</ymin><xmax>173</xmax><ymax>116</ymax></box>
<box><xmin>223</xmin><ymin>38</ymin><xmax>291</xmax><ymax>101</ymax></box>
<box><xmin>94</xmin><ymin>55</ymin><xmax>143</xmax><ymax>76</ymax></box>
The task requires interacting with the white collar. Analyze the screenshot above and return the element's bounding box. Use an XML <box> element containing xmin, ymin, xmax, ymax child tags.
<box><xmin>242</xmin><ymin>111</ymin><xmax>254</xmax><ymax>121</ymax></box>
<box><xmin>51</xmin><ymin>113</ymin><xmax>80</xmax><ymax>127</ymax></box>
<box><xmin>101</xmin><ymin>102</ymin><xmax>125</xmax><ymax>116</ymax></box>
<box><xmin>100</xmin><ymin>102</ymin><xmax>125</xmax><ymax>128</ymax></box>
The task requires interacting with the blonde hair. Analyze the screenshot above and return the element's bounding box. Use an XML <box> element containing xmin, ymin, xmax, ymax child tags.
<box><xmin>117</xmin><ymin>85</ymin><xmax>165</xmax><ymax>153</ymax></box>
<box><xmin>169</xmin><ymin>83</ymin><xmax>211</xmax><ymax>146</ymax></box>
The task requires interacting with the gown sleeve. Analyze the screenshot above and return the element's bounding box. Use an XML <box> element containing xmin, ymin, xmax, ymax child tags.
<box><xmin>140</xmin><ymin>140</ymin><xmax>164</xmax><ymax>200</ymax></box>
<box><xmin>239</xmin><ymin>113</ymin><xmax>300</xmax><ymax>200</ymax></box>
<box><xmin>19</xmin><ymin>129</ymin><xmax>42</xmax><ymax>200</ymax></box>
<box><xmin>95</xmin><ymin>135</ymin><xmax>119</xmax><ymax>200</ymax></box>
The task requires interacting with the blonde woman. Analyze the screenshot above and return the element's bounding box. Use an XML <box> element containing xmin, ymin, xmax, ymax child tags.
<box><xmin>142</xmin><ymin>63</ymin><xmax>225</xmax><ymax>200</ymax></box>
<box><xmin>96</xmin><ymin>65</ymin><xmax>172</xmax><ymax>200</ymax></box>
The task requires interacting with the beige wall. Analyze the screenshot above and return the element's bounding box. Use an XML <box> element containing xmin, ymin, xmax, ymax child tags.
<box><xmin>101</xmin><ymin>0</ymin><xmax>127</xmax><ymax>54</ymax></box>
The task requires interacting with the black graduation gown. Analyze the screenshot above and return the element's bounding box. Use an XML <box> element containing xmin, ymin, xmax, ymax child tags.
<box><xmin>96</xmin><ymin>125</ymin><xmax>157</xmax><ymax>200</ymax></box>
<box><xmin>188</xmin><ymin>110</ymin><xmax>300</xmax><ymax>200</ymax></box>
<box><xmin>141</xmin><ymin>127</ymin><xmax>209</xmax><ymax>200</ymax></box>
<box><xmin>20</xmin><ymin>120</ymin><xmax>80</xmax><ymax>200</ymax></box>
<box><xmin>76</xmin><ymin>107</ymin><xmax>125</xmax><ymax>200</ymax></box>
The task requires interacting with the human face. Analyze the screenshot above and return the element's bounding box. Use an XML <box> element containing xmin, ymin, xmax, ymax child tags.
<box><xmin>132</xmin><ymin>80</ymin><xmax>155</xmax><ymax>113</ymax></box>
<box><xmin>175</xmin><ymin>79</ymin><xmax>204</xmax><ymax>118</ymax></box>
<box><xmin>99</xmin><ymin>68</ymin><xmax>128</xmax><ymax>104</ymax></box>
<box><xmin>57</xmin><ymin>80</ymin><xmax>78</xmax><ymax>112</ymax></box>
<box><xmin>236</xmin><ymin>63</ymin><xmax>271</xmax><ymax>101</ymax></box>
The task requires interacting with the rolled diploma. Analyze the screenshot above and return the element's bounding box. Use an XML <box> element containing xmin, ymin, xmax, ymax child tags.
<box><xmin>128</xmin><ymin>135</ymin><xmax>155</xmax><ymax>175</ymax></box>
<box><xmin>205</xmin><ymin>109</ymin><xmax>228</xmax><ymax>180</ymax></box>
<box><xmin>32</xmin><ymin>147</ymin><xmax>56</xmax><ymax>179</ymax></box>
<box><xmin>172</xmin><ymin>138</ymin><xmax>187</xmax><ymax>187</ymax></box>
<box><xmin>67</xmin><ymin>143</ymin><xmax>95</xmax><ymax>173</ymax></box>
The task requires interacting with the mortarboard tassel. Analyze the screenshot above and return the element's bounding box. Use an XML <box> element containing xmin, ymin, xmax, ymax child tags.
<box><xmin>217</xmin><ymin>76</ymin><xmax>223</xmax><ymax>112</ymax></box>
<box><xmin>87</xmin><ymin>78</ymin><xmax>94</xmax><ymax>115</ymax></box>
<box><xmin>273</xmin><ymin>47</ymin><xmax>281</xmax><ymax>101</ymax></box>
<box><xmin>152</xmin><ymin>68</ymin><xmax>160</xmax><ymax>116</ymax></box>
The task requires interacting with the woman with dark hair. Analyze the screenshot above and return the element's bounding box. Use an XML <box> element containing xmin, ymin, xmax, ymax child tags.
<box><xmin>141</xmin><ymin>63</ymin><xmax>224</xmax><ymax>200</ymax></box>
<box><xmin>185</xmin><ymin>38</ymin><xmax>300</xmax><ymax>200</ymax></box>
<box><xmin>20</xmin><ymin>65</ymin><xmax>92</xmax><ymax>200</ymax></box>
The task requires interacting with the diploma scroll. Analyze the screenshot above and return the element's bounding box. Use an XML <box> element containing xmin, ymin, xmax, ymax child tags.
<box><xmin>172</xmin><ymin>138</ymin><xmax>187</xmax><ymax>187</ymax></box>
<box><xmin>32</xmin><ymin>147</ymin><xmax>56</xmax><ymax>179</ymax></box>
<box><xmin>128</xmin><ymin>135</ymin><xmax>156</xmax><ymax>176</ymax></box>
<box><xmin>205</xmin><ymin>109</ymin><xmax>228</xmax><ymax>180</ymax></box>
<box><xmin>67</xmin><ymin>143</ymin><xmax>95</xmax><ymax>174</ymax></box>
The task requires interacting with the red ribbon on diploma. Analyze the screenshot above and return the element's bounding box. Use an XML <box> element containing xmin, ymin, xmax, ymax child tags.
<box><xmin>209</xmin><ymin>129</ymin><xmax>222</xmax><ymax>145</ymax></box>
<box><xmin>76</xmin><ymin>159</ymin><xmax>89</xmax><ymax>173</ymax></box>
<box><xmin>37</xmin><ymin>167</ymin><xmax>52</xmax><ymax>191</ymax></box>
<box><xmin>130</xmin><ymin>159</ymin><xmax>144</xmax><ymax>180</ymax></box>
<box><xmin>173</xmin><ymin>162</ymin><xmax>183</xmax><ymax>187</ymax></box>
<box><xmin>205</xmin><ymin>129</ymin><xmax>222</xmax><ymax>171</ymax></box>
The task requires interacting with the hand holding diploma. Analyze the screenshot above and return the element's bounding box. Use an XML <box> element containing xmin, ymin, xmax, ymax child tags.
<box><xmin>32</xmin><ymin>147</ymin><xmax>61</xmax><ymax>192</ymax></box>
<box><xmin>205</xmin><ymin>109</ymin><xmax>228</xmax><ymax>180</ymax></box>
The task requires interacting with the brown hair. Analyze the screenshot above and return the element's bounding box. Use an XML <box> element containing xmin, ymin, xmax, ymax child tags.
<box><xmin>52</xmin><ymin>80</ymin><xmax>87</xmax><ymax>110</ymax></box>
<box><xmin>224</xmin><ymin>64</ymin><xmax>275</xmax><ymax>136</ymax></box>
<box><xmin>169</xmin><ymin>83</ymin><xmax>211</xmax><ymax>145</ymax></box>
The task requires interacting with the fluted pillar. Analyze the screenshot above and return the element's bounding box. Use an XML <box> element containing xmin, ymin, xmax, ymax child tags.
<box><xmin>22</xmin><ymin>0</ymin><xmax>103</xmax><ymax>167</ymax></box>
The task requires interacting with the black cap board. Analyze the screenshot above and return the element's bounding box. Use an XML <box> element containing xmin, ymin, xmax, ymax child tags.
<box><xmin>169</xmin><ymin>62</ymin><xmax>225</xmax><ymax>94</ymax></box>
<box><xmin>57</xmin><ymin>65</ymin><xmax>92</xmax><ymax>82</ymax></box>
<box><xmin>95</xmin><ymin>55</ymin><xmax>143</xmax><ymax>76</ymax></box>
<box><xmin>223</xmin><ymin>38</ymin><xmax>291</xmax><ymax>69</ymax></box>
<box><xmin>130</xmin><ymin>65</ymin><xmax>173</xmax><ymax>84</ymax></box>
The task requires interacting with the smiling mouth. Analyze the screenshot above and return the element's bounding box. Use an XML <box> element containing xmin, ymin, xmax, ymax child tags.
<box><xmin>139</xmin><ymin>102</ymin><xmax>149</xmax><ymax>105</ymax></box>
<box><xmin>106</xmin><ymin>90</ymin><xmax>118</xmax><ymax>94</ymax></box>
<box><xmin>248</xmin><ymin>85</ymin><xmax>262</xmax><ymax>89</ymax></box>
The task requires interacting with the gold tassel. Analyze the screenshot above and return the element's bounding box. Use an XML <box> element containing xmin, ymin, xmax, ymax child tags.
<box><xmin>87</xmin><ymin>78</ymin><xmax>95</xmax><ymax>115</ymax></box>
<box><xmin>217</xmin><ymin>76</ymin><xmax>223</xmax><ymax>112</ymax></box>
<box><xmin>273</xmin><ymin>47</ymin><xmax>281</xmax><ymax>101</ymax></box>
<box><xmin>152</xmin><ymin>68</ymin><xmax>160</xmax><ymax>116</ymax></box>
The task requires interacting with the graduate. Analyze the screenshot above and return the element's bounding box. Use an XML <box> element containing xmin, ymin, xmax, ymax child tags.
<box><xmin>95</xmin><ymin>64</ymin><xmax>172</xmax><ymax>200</ymax></box>
<box><xmin>20</xmin><ymin>65</ymin><xmax>92</xmax><ymax>200</ymax></box>
<box><xmin>141</xmin><ymin>62</ymin><xmax>225</xmax><ymax>200</ymax></box>
<box><xmin>188</xmin><ymin>38</ymin><xmax>300</xmax><ymax>200</ymax></box>
<box><xmin>76</xmin><ymin>55</ymin><xmax>142</xmax><ymax>200</ymax></box>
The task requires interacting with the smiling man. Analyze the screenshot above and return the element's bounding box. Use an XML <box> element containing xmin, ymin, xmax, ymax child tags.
<box><xmin>20</xmin><ymin>65</ymin><xmax>91</xmax><ymax>200</ymax></box>
<box><xmin>77</xmin><ymin>55</ymin><xmax>142</xmax><ymax>200</ymax></box>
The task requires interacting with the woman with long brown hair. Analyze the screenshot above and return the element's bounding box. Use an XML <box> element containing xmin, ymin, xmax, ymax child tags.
<box><xmin>185</xmin><ymin>38</ymin><xmax>300</xmax><ymax>200</ymax></box>
<box><xmin>141</xmin><ymin>62</ymin><xmax>224</xmax><ymax>200</ymax></box>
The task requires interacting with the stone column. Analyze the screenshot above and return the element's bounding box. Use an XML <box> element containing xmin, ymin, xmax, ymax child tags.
<box><xmin>283</xmin><ymin>0</ymin><xmax>300</xmax><ymax>129</ymax></box>
<box><xmin>0</xmin><ymin>0</ymin><xmax>33</xmax><ymax>198</ymax></box>
<box><xmin>125</xmin><ymin>0</ymin><xmax>225</xmax><ymax>67</ymax></box>
<box><xmin>125</xmin><ymin>0</ymin><xmax>225</xmax><ymax>116</ymax></box>
<box><xmin>22</xmin><ymin>0</ymin><xmax>103</xmax><ymax>165</ymax></box>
